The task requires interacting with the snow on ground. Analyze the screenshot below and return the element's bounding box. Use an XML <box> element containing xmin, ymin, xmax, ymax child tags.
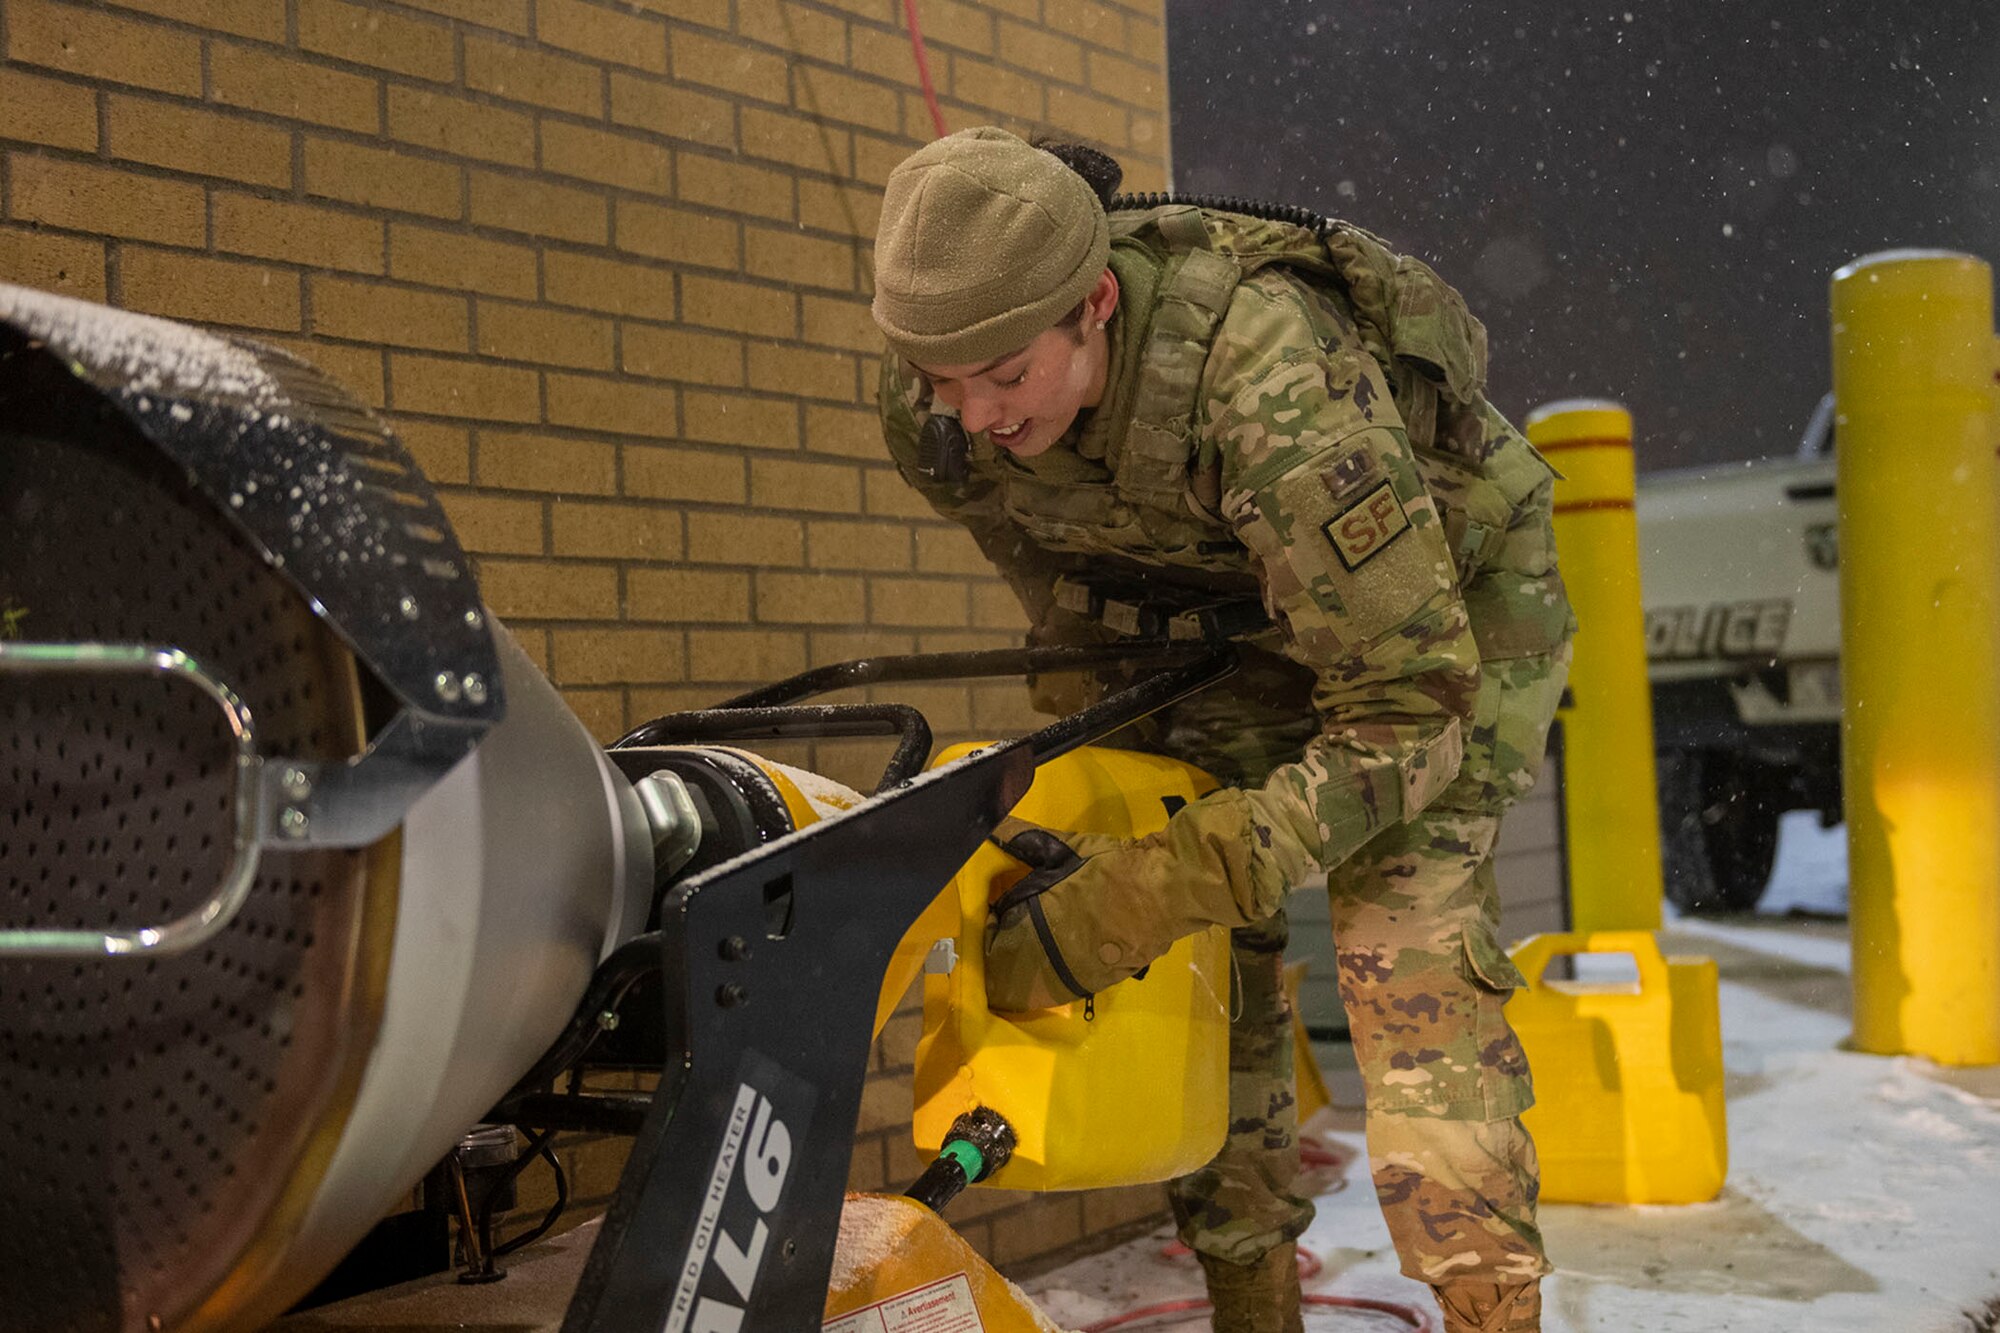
<box><xmin>1025</xmin><ymin>961</ymin><xmax>2000</xmax><ymax>1332</ymax></box>
<box><xmin>1021</xmin><ymin>816</ymin><xmax>2000</xmax><ymax>1331</ymax></box>
<box><xmin>1753</xmin><ymin>811</ymin><xmax>1851</xmax><ymax>919</ymax></box>
<box><xmin>1534</xmin><ymin>995</ymin><xmax>2000</xmax><ymax>1331</ymax></box>
<box><xmin>1667</xmin><ymin>912</ymin><xmax>1852</xmax><ymax>977</ymax></box>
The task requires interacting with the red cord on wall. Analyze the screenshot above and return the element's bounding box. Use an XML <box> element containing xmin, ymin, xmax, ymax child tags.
<box><xmin>902</xmin><ymin>0</ymin><xmax>949</xmax><ymax>139</ymax></box>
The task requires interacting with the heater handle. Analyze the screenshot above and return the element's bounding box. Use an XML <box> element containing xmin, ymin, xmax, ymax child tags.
<box><xmin>0</xmin><ymin>641</ymin><xmax>266</xmax><ymax>959</ymax></box>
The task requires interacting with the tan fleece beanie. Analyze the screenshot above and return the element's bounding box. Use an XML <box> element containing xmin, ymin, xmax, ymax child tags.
<box><xmin>871</xmin><ymin>127</ymin><xmax>1110</xmax><ymax>366</ymax></box>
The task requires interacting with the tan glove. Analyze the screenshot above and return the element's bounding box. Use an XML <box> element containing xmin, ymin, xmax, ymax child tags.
<box><xmin>982</xmin><ymin>791</ymin><xmax>1287</xmax><ymax>1012</ymax></box>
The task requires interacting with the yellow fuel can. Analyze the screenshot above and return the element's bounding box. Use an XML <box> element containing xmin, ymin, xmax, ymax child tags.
<box><xmin>910</xmin><ymin>744</ymin><xmax>1231</xmax><ymax>1190</ymax></box>
<box><xmin>1507</xmin><ymin>930</ymin><xmax>1727</xmax><ymax>1204</ymax></box>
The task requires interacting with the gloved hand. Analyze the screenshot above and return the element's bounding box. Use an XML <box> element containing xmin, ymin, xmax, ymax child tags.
<box><xmin>981</xmin><ymin>792</ymin><xmax>1289</xmax><ymax>1012</ymax></box>
<box><xmin>982</xmin><ymin>820</ymin><xmax>1107</xmax><ymax>1011</ymax></box>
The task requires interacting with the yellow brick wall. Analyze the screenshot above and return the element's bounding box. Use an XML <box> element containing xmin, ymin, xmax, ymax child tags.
<box><xmin>0</xmin><ymin>0</ymin><xmax>1173</xmax><ymax>1280</ymax></box>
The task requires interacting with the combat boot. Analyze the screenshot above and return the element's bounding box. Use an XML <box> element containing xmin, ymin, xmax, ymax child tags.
<box><xmin>1195</xmin><ymin>1244</ymin><xmax>1303</xmax><ymax>1333</ymax></box>
<box><xmin>1430</xmin><ymin>1280</ymin><xmax>1541</xmax><ymax>1332</ymax></box>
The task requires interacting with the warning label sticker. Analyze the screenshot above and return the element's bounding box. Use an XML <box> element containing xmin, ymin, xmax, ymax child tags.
<box><xmin>822</xmin><ymin>1272</ymin><xmax>986</xmax><ymax>1333</ymax></box>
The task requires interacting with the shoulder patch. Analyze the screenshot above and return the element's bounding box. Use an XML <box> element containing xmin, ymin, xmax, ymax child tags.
<box><xmin>1324</xmin><ymin>481</ymin><xmax>1410</xmax><ymax>571</ymax></box>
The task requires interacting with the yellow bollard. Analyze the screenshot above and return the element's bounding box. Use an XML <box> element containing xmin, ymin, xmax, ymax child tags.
<box><xmin>1831</xmin><ymin>250</ymin><xmax>2000</xmax><ymax>1065</ymax></box>
<box><xmin>1525</xmin><ymin>400</ymin><xmax>1664</xmax><ymax>932</ymax></box>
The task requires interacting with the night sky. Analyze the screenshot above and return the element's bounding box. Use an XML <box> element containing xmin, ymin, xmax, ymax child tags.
<box><xmin>1164</xmin><ymin>0</ymin><xmax>2000</xmax><ymax>471</ymax></box>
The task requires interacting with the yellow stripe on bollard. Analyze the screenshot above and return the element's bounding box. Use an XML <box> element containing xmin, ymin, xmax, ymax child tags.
<box><xmin>1526</xmin><ymin>400</ymin><xmax>1665</xmax><ymax>932</ymax></box>
<box><xmin>1832</xmin><ymin>250</ymin><xmax>2000</xmax><ymax>1066</ymax></box>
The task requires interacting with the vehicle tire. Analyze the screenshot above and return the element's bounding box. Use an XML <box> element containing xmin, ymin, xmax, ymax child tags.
<box><xmin>1657</xmin><ymin>749</ymin><xmax>1783</xmax><ymax>913</ymax></box>
<box><xmin>1658</xmin><ymin>749</ymin><xmax>1720</xmax><ymax>911</ymax></box>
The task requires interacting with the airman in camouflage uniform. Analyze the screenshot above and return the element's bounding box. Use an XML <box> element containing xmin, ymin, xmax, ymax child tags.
<box><xmin>870</xmin><ymin>128</ymin><xmax>1573</xmax><ymax>1333</ymax></box>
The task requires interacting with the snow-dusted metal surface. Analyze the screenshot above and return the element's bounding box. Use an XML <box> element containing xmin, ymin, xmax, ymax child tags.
<box><xmin>0</xmin><ymin>281</ymin><xmax>501</xmax><ymax>734</ymax></box>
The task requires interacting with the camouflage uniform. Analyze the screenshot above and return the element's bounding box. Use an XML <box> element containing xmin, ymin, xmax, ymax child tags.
<box><xmin>878</xmin><ymin>205</ymin><xmax>1574</xmax><ymax>1289</ymax></box>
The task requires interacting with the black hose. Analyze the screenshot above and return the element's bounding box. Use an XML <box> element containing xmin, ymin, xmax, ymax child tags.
<box><xmin>612</xmin><ymin>702</ymin><xmax>934</xmax><ymax>794</ymax></box>
<box><xmin>471</xmin><ymin>1127</ymin><xmax>561</xmax><ymax>1276</ymax></box>
<box><xmin>491</xmin><ymin>1135</ymin><xmax>570</xmax><ymax>1260</ymax></box>
<box><xmin>490</xmin><ymin>932</ymin><xmax>662</xmax><ymax>1122</ymax></box>
<box><xmin>1109</xmin><ymin>190</ymin><xmax>1333</xmax><ymax>236</ymax></box>
<box><xmin>903</xmin><ymin>1156</ymin><xmax>972</xmax><ymax>1214</ymax></box>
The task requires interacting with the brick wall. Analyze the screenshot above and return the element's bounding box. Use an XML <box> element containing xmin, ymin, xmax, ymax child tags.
<box><xmin>0</xmin><ymin>0</ymin><xmax>1174</xmax><ymax>1280</ymax></box>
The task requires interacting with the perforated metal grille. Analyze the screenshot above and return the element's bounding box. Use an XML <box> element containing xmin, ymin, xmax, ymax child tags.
<box><xmin>1</xmin><ymin>425</ymin><xmax>373</xmax><ymax>1332</ymax></box>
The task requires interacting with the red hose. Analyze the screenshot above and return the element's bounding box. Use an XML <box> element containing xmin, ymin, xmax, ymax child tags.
<box><xmin>1079</xmin><ymin>1297</ymin><xmax>1210</xmax><ymax>1331</ymax></box>
<box><xmin>1097</xmin><ymin>1241</ymin><xmax>1432</xmax><ymax>1332</ymax></box>
<box><xmin>1081</xmin><ymin>1292</ymin><xmax>1432</xmax><ymax>1332</ymax></box>
<box><xmin>1300</xmin><ymin>1136</ymin><xmax>1353</xmax><ymax>1169</ymax></box>
<box><xmin>901</xmin><ymin>0</ymin><xmax>948</xmax><ymax>139</ymax></box>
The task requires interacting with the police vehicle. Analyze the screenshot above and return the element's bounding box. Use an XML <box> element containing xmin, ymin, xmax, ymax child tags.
<box><xmin>1638</xmin><ymin>396</ymin><xmax>1840</xmax><ymax>913</ymax></box>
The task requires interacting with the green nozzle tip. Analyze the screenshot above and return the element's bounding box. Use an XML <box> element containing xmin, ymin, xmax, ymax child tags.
<box><xmin>939</xmin><ymin>1138</ymin><xmax>985</xmax><ymax>1182</ymax></box>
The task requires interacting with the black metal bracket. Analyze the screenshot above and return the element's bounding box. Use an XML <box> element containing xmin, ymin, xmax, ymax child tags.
<box><xmin>1014</xmin><ymin>646</ymin><xmax>1235</xmax><ymax>763</ymax></box>
<box><xmin>559</xmin><ymin>741</ymin><xmax>1033</xmax><ymax>1333</ymax></box>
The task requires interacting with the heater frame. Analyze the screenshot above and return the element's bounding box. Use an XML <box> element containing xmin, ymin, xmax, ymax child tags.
<box><xmin>555</xmin><ymin>644</ymin><xmax>1238</xmax><ymax>1333</ymax></box>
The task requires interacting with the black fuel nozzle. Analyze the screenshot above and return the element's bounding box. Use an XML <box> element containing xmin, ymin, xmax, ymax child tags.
<box><xmin>902</xmin><ymin>1106</ymin><xmax>1016</xmax><ymax>1214</ymax></box>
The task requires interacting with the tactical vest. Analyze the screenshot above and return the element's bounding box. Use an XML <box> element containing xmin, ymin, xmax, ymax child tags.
<box><xmin>1096</xmin><ymin>205</ymin><xmax>1560</xmax><ymax>656</ymax></box>
<box><xmin>921</xmin><ymin>204</ymin><xmax>1569</xmax><ymax>660</ymax></box>
<box><xmin>1098</xmin><ymin>205</ymin><xmax>1540</xmax><ymax>574</ymax></box>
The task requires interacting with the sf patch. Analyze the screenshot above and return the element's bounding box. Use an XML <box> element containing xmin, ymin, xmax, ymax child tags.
<box><xmin>1324</xmin><ymin>481</ymin><xmax>1411</xmax><ymax>571</ymax></box>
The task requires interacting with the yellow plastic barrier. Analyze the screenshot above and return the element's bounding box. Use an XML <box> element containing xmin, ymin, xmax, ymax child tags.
<box><xmin>911</xmin><ymin>745</ymin><xmax>1231</xmax><ymax>1190</ymax></box>
<box><xmin>1525</xmin><ymin>399</ymin><xmax>1664</xmax><ymax>932</ymax></box>
<box><xmin>1508</xmin><ymin>931</ymin><xmax>1725</xmax><ymax>1204</ymax></box>
<box><xmin>1831</xmin><ymin>250</ymin><xmax>2000</xmax><ymax>1066</ymax></box>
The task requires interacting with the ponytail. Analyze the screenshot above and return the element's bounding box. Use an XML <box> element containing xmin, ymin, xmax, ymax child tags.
<box><xmin>1030</xmin><ymin>136</ymin><xmax>1124</xmax><ymax>209</ymax></box>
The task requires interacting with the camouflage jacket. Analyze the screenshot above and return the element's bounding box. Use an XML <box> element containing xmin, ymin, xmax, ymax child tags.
<box><xmin>879</xmin><ymin>205</ymin><xmax>1572</xmax><ymax>887</ymax></box>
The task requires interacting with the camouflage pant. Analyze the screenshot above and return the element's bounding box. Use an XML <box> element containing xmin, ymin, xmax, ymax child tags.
<box><xmin>1130</xmin><ymin>644</ymin><xmax>1565</xmax><ymax>1284</ymax></box>
<box><xmin>1165</xmin><ymin>908</ymin><xmax>1307</xmax><ymax>1262</ymax></box>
